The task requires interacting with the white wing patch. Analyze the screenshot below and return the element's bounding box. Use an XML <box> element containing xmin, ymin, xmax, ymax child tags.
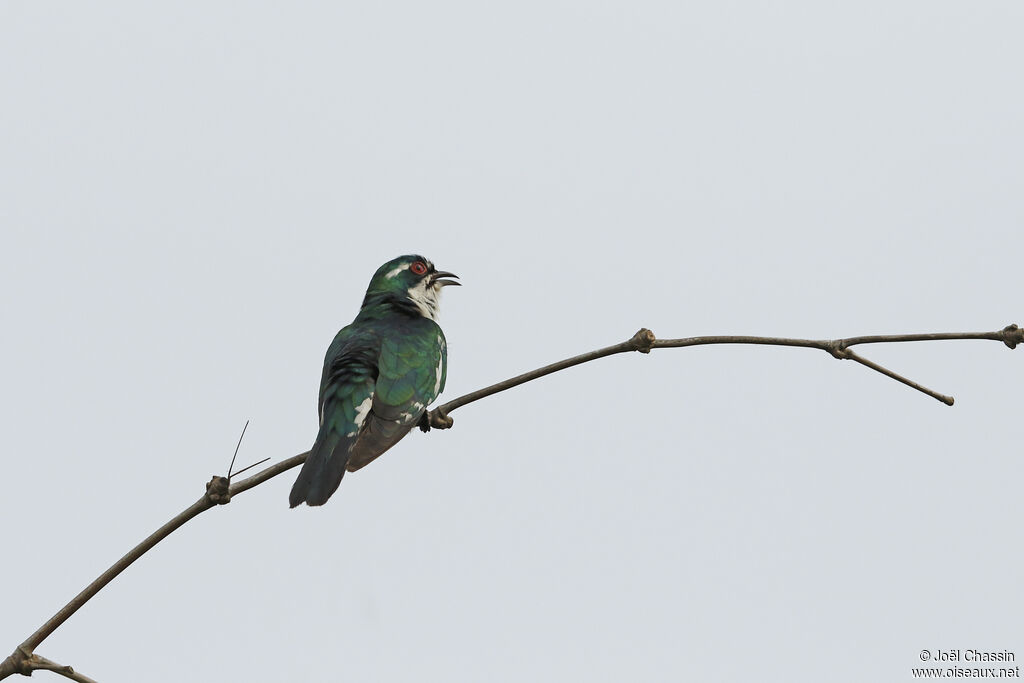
<box><xmin>433</xmin><ymin>335</ymin><xmax>445</xmax><ymax>396</ymax></box>
<box><xmin>346</xmin><ymin>395</ymin><xmax>374</xmax><ymax>436</ymax></box>
<box><xmin>397</xmin><ymin>401</ymin><xmax>425</xmax><ymax>424</ymax></box>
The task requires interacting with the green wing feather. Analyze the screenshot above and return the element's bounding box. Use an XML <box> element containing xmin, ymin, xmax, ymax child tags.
<box><xmin>347</xmin><ymin>321</ymin><xmax>446</xmax><ymax>471</ymax></box>
<box><xmin>289</xmin><ymin>326</ymin><xmax>378</xmax><ymax>506</ymax></box>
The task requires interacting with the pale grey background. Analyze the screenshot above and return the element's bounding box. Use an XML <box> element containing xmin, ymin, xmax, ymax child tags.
<box><xmin>1</xmin><ymin>2</ymin><xmax>1021</xmax><ymax>681</ymax></box>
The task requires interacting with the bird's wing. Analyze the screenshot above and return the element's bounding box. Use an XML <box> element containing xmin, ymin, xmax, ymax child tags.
<box><xmin>289</xmin><ymin>330</ymin><xmax>378</xmax><ymax>507</ymax></box>
<box><xmin>346</xmin><ymin>324</ymin><xmax>446</xmax><ymax>471</ymax></box>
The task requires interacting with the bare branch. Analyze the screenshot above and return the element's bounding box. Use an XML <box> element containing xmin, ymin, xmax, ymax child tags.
<box><xmin>429</xmin><ymin>324</ymin><xmax>1019</xmax><ymax>418</ymax></box>
<box><xmin>2</xmin><ymin>322</ymin><xmax>1018</xmax><ymax>680</ymax></box>
<box><xmin>9</xmin><ymin>497</ymin><xmax>214</xmax><ymax>661</ymax></box>
<box><xmin>431</xmin><ymin>328</ymin><xmax>657</xmax><ymax>419</ymax></box>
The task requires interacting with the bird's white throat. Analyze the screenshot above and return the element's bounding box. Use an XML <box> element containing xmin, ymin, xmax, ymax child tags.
<box><xmin>407</xmin><ymin>281</ymin><xmax>442</xmax><ymax>321</ymax></box>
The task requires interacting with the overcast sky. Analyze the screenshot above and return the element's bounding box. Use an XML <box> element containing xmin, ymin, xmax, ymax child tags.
<box><xmin>2</xmin><ymin>2</ymin><xmax>1022</xmax><ymax>682</ymax></box>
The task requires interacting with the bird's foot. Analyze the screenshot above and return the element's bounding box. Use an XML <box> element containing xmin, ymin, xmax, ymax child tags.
<box><xmin>419</xmin><ymin>408</ymin><xmax>454</xmax><ymax>432</ymax></box>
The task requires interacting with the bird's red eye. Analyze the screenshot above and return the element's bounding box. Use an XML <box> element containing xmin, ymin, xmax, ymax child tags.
<box><xmin>410</xmin><ymin>261</ymin><xmax>428</xmax><ymax>276</ymax></box>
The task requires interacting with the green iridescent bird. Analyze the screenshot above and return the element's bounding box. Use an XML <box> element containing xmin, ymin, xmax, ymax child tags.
<box><xmin>289</xmin><ymin>255</ymin><xmax>459</xmax><ymax>507</ymax></box>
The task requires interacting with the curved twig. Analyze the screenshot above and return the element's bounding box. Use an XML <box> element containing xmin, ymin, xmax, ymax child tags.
<box><xmin>2</xmin><ymin>323</ymin><xmax>1019</xmax><ymax>680</ymax></box>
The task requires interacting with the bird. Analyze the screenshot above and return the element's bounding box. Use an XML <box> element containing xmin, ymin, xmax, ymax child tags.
<box><xmin>289</xmin><ymin>254</ymin><xmax>459</xmax><ymax>507</ymax></box>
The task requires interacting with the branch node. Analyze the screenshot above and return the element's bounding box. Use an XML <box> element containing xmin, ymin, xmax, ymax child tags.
<box><xmin>826</xmin><ymin>340</ymin><xmax>851</xmax><ymax>360</ymax></box>
<box><xmin>11</xmin><ymin>647</ymin><xmax>32</xmax><ymax>675</ymax></box>
<box><xmin>205</xmin><ymin>475</ymin><xmax>231</xmax><ymax>505</ymax></box>
<box><xmin>1001</xmin><ymin>323</ymin><xmax>1021</xmax><ymax>350</ymax></box>
<box><xmin>629</xmin><ymin>328</ymin><xmax>656</xmax><ymax>353</ymax></box>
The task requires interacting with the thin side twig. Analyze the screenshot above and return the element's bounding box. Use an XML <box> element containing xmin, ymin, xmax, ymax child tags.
<box><xmin>647</xmin><ymin>334</ymin><xmax>960</xmax><ymax>404</ymax></box>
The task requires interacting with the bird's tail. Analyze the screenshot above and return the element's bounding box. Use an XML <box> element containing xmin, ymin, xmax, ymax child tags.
<box><xmin>289</xmin><ymin>429</ymin><xmax>350</xmax><ymax>507</ymax></box>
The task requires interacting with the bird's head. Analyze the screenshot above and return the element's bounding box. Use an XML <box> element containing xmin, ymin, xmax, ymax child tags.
<box><xmin>361</xmin><ymin>254</ymin><xmax>460</xmax><ymax>321</ymax></box>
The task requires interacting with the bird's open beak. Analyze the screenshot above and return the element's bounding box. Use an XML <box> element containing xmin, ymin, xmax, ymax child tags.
<box><xmin>430</xmin><ymin>270</ymin><xmax>461</xmax><ymax>287</ymax></box>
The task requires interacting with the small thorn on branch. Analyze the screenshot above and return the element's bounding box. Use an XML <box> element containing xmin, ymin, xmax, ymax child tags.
<box><xmin>229</xmin><ymin>457</ymin><xmax>271</xmax><ymax>480</ymax></box>
<box><xmin>226</xmin><ymin>420</ymin><xmax>250</xmax><ymax>480</ymax></box>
